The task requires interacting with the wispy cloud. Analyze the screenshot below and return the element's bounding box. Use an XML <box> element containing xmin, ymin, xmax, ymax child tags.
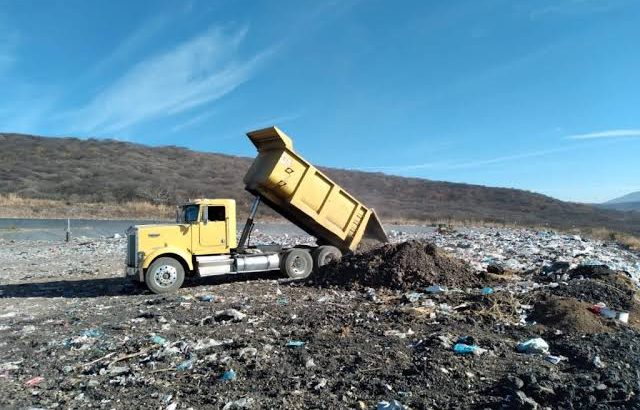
<box><xmin>88</xmin><ymin>15</ymin><xmax>171</xmax><ymax>79</ymax></box>
<box><xmin>361</xmin><ymin>146</ymin><xmax>572</xmax><ymax>173</ymax></box>
<box><xmin>565</xmin><ymin>129</ymin><xmax>640</xmax><ymax>140</ymax></box>
<box><xmin>0</xmin><ymin>18</ymin><xmax>19</xmax><ymax>75</ymax></box>
<box><xmin>71</xmin><ymin>26</ymin><xmax>274</xmax><ymax>135</ymax></box>
<box><xmin>170</xmin><ymin>108</ymin><xmax>219</xmax><ymax>133</ymax></box>
<box><xmin>529</xmin><ymin>0</ymin><xmax>629</xmax><ymax>20</ymax></box>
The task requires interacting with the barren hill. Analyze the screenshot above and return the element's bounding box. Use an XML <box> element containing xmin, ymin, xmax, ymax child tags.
<box><xmin>1</xmin><ymin>133</ymin><xmax>640</xmax><ymax>235</ymax></box>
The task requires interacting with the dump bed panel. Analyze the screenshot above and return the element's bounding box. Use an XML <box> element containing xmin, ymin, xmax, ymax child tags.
<box><xmin>243</xmin><ymin>127</ymin><xmax>387</xmax><ymax>252</ymax></box>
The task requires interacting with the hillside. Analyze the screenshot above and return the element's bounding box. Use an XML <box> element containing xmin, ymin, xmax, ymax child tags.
<box><xmin>2</xmin><ymin>132</ymin><xmax>640</xmax><ymax>235</ymax></box>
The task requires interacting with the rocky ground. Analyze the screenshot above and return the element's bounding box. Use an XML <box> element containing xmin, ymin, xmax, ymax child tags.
<box><xmin>1</xmin><ymin>226</ymin><xmax>640</xmax><ymax>409</ymax></box>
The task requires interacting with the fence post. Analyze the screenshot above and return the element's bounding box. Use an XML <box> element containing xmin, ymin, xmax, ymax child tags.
<box><xmin>65</xmin><ymin>218</ymin><xmax>71</xmax><ymax>242</ymax></box>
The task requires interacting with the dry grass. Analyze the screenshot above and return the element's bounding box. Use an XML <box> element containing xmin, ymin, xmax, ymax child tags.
<box><xmin>0</xmin><ymin>194</ymin><xmax>173</xmax><ymax>220</ymax></box>
<box><xmin>580</xmin><ymin>227</ymin><xmax>640</xmax><ymax>251</ymax></box>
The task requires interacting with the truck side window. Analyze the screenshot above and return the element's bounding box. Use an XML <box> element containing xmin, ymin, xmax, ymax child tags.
<box><xmin>208</xmin><ymin>206</ymin><xmax>226</xmax><ymax>222</ymax></box>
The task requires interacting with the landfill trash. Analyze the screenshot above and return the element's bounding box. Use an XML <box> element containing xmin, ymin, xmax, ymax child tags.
<box><xmin>215</xmin><ymin>309</ymin><xmax>246</xmax><ymax>322</ymax></box>
<box><xmin>166</xmin><ymin>403</ymin><xmax>177</xmax><ymax>410</ymax></box>
<box><xmin>107</xmin><ymin>366</ymin><xmax>129</xmax><ymax>376</ymax></box>
<box><xmin>377</xmin><ymin>399</ymin><xmax>405</xmax><ymax>410</ymax></box>
<box><xmin>220</xmin><ymin>369</ymin><xmax>237</xmax><ymax>381</ymax></box>
<box><xmin>365</xmin><ymin>287</ymin><xmax>378</xmax><ymax>302</ymax></box>
<box><xmin>198</xmin><ymin>294</ymin><xmax>216</xmax><ymax>302</ymax></box>
<box><xmin>403</xmin><ymin>292</ymin><xmax>422</xmax><ymax>303</ymax></box>
<box><xmin>276</xmin><ymin>297</ymin><xmax>289</xmax><ymax>305</ymax></box>
<box><xmin>589</xmin><ymin>303</ymin><xmax>629</xmax><ymax>323</ymax></box>
<box><xmin>24</xmin><ymin>376</ymin><xmax>44</xmax><ymax>387</ymax></box>
<box><xmin>286</xmin><ymin>340</ymin><xmax>305</xmax><ymax>348</ymax></box>
<box><xmin>239</xmin><ymin>347</ymin><xmax>258</xmax><ymax>358</ymax></box>
<box><xmin>481</xmin><ymin>287</ymin><xmax>494</xmax><ymax>295</ymax></box>
<box><xmin>305</xmin><ymin>358</ymin><xmax>316</xmax><ymax>368</ymax></box>
<box><xmin>593</xmin><ymin>355</ymin><xmax>606</xmax><ymax>369</ymax></box>
<box><xmin>222</xmin><ymin>398</ymin><xmax>255</xmax><ymax>410</ymax></box>
<box><xmin>82</xmin><ymin>328</ymin><xmax>103</xmax><ymax>338</ymax></box>
<box><xmin>150</xmin><ymin>335</ymin><xmax>167</xmax><ymax>345</ymax></box>
<box><xmin>112</xmin><ymin>233</ymin><xmax>122</xmax><ymax>239</ymax></box>
<box><xmin>453</xmin><ymin>343</ymin><xmax>487</xmax><ymax>356</ymax></box>
<box><xmin>176</xmin><ymin>360</ymin><xmax>194</xmax><ymax>371</ymax></box>
<box><xmin>426</xmin><ymin>285</ymin><xmax>446</xmax><ymax>294</ymax></box>
<box><xmin>516</xmin><ymin>338</ymin><xmax>549</xmax><ymax>354</ymax></box>
<box><xmin>384</xmin><ymin>329</ymin><xmax>415</xmax><ymax>339</ymax></box>
<box><xmin>544</xmin><ymin>355</ymin><xmax>565</xmax><ymax>365</ymax></box>
<box><xmin>314</xmin><ymin>378</ymin><xmax>327</xmax><ymax>390</ymax></box>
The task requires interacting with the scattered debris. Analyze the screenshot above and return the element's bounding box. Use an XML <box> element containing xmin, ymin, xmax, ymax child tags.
<box><xmin>516</xmin><ymin>338</ymin><xmax>550</xmax><ymax>355</ymax></box>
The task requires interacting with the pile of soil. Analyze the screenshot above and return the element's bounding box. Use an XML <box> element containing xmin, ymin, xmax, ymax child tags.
<box><xmin>312</xmin><ymin>240</ymin><xmax>480</xmax><ymax>290</ymax></box>
<box><xmin>552</xmin><ymin>274</ymin><xmax>638</xmax><ymax>311</ymax></box>
<box><xmin>530</xmin><ymin>296</ymin><xmax>611</xmax><ymax>334</ymax></box>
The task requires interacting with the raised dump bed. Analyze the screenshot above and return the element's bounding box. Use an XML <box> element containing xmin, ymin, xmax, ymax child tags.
<box><xmin>244</xmin><ymin>127</ymin><xmax>388</xmax><ymax>252</ymax></box>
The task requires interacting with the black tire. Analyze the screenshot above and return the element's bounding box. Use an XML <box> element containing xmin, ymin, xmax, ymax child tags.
<box><xmin>145</xmin><ymin>257</ymin><xmax>185</xmax><ymax>294</ymax></box>
<box><xmin>312</xmin><ymin>245</ymin><xmax>342</xmax><ymax>271</ymax></box>
<box><xmin>280</xmin><ymin>248</ymin><xmax>313</xmax><ymax>279</ymax></box>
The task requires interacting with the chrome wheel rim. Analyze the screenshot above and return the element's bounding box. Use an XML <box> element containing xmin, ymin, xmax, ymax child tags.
<box><xmin>291</xmin><ymin>255</ymin><xmax>307</xmax><ymax>276</ymax></box>
<box><xmin>153</xmin><ymin>265</ymin><xmax>178</xmax><ymax>287</ymax></box>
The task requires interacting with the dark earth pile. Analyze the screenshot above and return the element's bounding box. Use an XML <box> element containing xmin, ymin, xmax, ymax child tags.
<box><xmin>312</xmin><ymin>240</ymin><xmax>481</xmax><ymax>290</ymax></box>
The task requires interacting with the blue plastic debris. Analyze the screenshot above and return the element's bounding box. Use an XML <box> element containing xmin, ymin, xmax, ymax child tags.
<box><xmin>199</xmin><ymin>294</ymin><xmax>216</xmax><ymax>302</ymax></box>
<box><xmin>286</xmin><ymin>340</ymin><xmax>305</xmax><ymax>348</ymax></box>
<box><xmin>377</xmin><ymin>399</ymin><xmax>404</xmax><ymax>410</ymax></box>
<box><xmin>425</xmin><ymin>285</ymin><xmax>446</xmax><ymax>294</ymax></box>
<box><xmin>453</xmin><ymin>343</ymin><xmax>486</xmax><ymax>356</ymax></box>
<box><xmin>516</xmin><ymin>338</ymin><xmax>549</xmax><ymax>354</ymax></box>
<box><xmin>176</xmin><ymin>360</ymin><xmax>193</xmax><ymax>371</ymax></box>
<box><xmin>150</xmin><ymin>335</ymin><xmax>167</xmax><ymax>345</ymax></box>
<box><xmin>481</xmin><ymin>287</ymin><xmax>494</xmax><ymax>295</ymax></box>
<box><xmin>219</xmin><ymin>369</ymin><xmax>237</xmax><ymax>381</ymax></box>
<box><xmin>276</xmin><ymin>297</ymin><xmax>289</xmax><ymax>305</ymax></box>
<box><xmin>83</xmin><ymin>328</ymin><xmax>103</xmax><ymax>338</ymax></box>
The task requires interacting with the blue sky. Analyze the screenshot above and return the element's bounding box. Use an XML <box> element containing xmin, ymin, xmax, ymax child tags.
<box><xmin>1</xmin><ymin>0</ymin><xmax>639</xmax><ymax>203</ymax></box>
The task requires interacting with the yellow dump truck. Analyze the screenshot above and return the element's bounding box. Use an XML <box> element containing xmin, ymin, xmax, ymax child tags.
<box><xmin>125</xmin><ymin>127</ymin><xmax>387</xmax><ymax>294</ymax></box>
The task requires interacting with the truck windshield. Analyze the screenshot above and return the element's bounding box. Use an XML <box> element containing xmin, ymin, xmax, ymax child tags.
<box><xmin>179</xmin><ymin>205</ymin><xmax>200</xmax><ymax>223</ymax></box>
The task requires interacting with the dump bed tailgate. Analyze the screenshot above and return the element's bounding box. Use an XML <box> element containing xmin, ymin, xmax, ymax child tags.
<box><xmin>243</xmin><ymin>127</ymin><xmax>387</xmax><ymax>252</ymax></box>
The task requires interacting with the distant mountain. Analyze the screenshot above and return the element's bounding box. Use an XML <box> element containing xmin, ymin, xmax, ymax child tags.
<box><xmin>606</xmin><ymin>191</ymin><xmax>640</xmax><ymax>204</ymax></box>
<box><xmin>599</xmin><ymin>191</ymin><xmax>640</xmax><ymax>212</ymax></box>
<box><xmin>2</xmin><ymin>132</ymin><xmax>640</xmax><ymax>235</ymax></box>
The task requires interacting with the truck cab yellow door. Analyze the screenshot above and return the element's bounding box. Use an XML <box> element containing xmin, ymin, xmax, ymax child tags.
<box><xmin>193</xmin><ymin>205</ymin><xmax>228</xmax><ymax>254</ymax></box>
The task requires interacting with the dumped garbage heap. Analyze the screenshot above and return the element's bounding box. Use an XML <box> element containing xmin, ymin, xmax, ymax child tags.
<box><xmin>313</xmin><ymin>240</ymin><xmax>481</xmax><ymax>290</ymax></box>
<box><xmin>1</xmin><ymin>228</ymin><xmax>640</xmax><ymax>409</ymax></box>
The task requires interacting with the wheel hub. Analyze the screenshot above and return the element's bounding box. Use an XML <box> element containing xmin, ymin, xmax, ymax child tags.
<box><xmin>154</xmin><ymin>265</ymin><xmax>178</xmax><ymax>287</ymax></box>
<box><xmin>291</xmin><ymin>255</ymin><xmax>306</xmax><ymax>275</ymax></box>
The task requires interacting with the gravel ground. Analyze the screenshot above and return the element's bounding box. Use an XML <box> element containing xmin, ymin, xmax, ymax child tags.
<box><xmin>1</xmin><ymin>226</ymin><xmax>640</xmax><ymax>409</ymax></box>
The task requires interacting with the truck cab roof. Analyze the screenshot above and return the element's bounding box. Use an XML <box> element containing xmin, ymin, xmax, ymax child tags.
<box><xmin>181</xmin><ymin>198</ymin><xmax>236</xmax><ymax>206</ymax></box>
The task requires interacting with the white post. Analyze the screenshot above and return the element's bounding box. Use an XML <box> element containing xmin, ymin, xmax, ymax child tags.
<box><xmin>65</xmin><ymin>218</ymin><xmax>71</xmax><ymax>242</ymax></box>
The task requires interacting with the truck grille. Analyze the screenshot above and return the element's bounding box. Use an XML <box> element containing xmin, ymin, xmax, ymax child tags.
<box><xmin>127</xmin><ymin>233</ymin><xmax>137</xmax><ymax>267</ymax></box>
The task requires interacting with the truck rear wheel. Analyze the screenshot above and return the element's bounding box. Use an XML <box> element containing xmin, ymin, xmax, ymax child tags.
<box><xmin>146</xmin><ymin>257</ymin><xmax>185</xmax><ymax>294</ymax></box>
<box><xmin>280</xmin><ymin>249</ymin><xmax>313</xmax><ymax>279</ymax></box>
<box><xmin>312</xmin><ymin>245</ymin><xmax>342</xmax><ymax>271</ymax></box>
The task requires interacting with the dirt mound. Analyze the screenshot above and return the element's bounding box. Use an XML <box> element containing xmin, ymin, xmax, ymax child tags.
<box><xmin>552</xmin><ymin>274</ymin><xmax>638</xmax><ymax>311</ymax></box>
<box><xmin>530</xmin><ymin>296</ymin><xmax>611</xmax><ymax>334</ymax></box>
<box><xmin>311</xmin><ymin>240</ymin><xmax>480</xmax><ymax>290</ymax></box>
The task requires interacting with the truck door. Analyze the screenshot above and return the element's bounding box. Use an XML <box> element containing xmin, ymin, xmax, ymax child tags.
<box><xmin>195</xmin><ymin>205</ymin><xmax>228</xmax><ymax>254</ymax></box>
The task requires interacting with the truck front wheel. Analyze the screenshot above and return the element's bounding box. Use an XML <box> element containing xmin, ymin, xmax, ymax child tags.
<box><xmin>146</xmin><ymin>257</ymin><xmax>185</xmax><ymax>294</ymax></box>
<box><xmin>280</xmin><ymin>249</ymin><xmax>313</xmax><ymax>279</ymax></box>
